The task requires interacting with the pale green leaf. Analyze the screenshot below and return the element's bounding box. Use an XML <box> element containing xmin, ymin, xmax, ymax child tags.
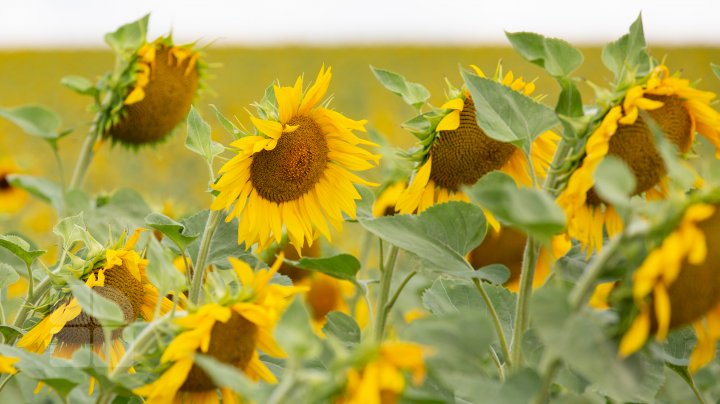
<box><xmin>322</xmin><ymin>311</ymin><xmax>361</xmax><ymax>346</ymax></box>
<box><xmin>104</xmin><ymin>14</ymin><xmax>149</xmax><ymax>54</ymax></box>
<box><xmin>601</xmin><ymin>14</ymin><xmax>652</xmax><ymax>82</ymax></box>
<box><xmin>0</xmin><ymin>105</ymin><xmax>62</xmax><ymax>139</ymax></box>
<box><xmin>66</xmin><ymin>278</ymin><xmax>125</xmax><ymax>328</ymax></box>
<box><xmin>0</xmin><ymin>263</ymin><xmax>20</xmax><ymax>289</ymax></box>
<box><xmin>293</xmin><ymin>254</ymin><xmax>360</xmax><ymax>281</ymax></box>
<box><xmin>145</xmin><ymin>212</ymin><xmax>199</xmax><ymax>251</ymax></box>
<box><xmin>594</xmin><ymin>155</ymin><xmax>635</xmax><ymax>209</ymax></box>
<box><xmin>61</xmin><ymin>75</ymin><xmax>96</xmax><ymax>96</ymax></box>
<box><xmin>0</xmin><ymin>234</ymin><xmax>45</xmax><ymax>267</ymax></box>
<box><xmin>370</xmin><ymin>66</ymin><xmax>430</xmax><ymax>110</ymax></box>
<box><xmin>506</xmin><ymin>31</ymin><xmax>584</xmax><ymax>77</ymax></box>
<box><xmin>186</xmin><ymin>106</ymin><xmax>224</xmax><ymax>165</ymax></box>
<box><xmin>7</xmin><ymin>174</ymin><xmax>63</xmax><ymax>212</ymax></box>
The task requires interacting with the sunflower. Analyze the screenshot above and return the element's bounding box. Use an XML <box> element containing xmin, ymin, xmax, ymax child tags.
<box><xmin>618</xmin><ymin>203</ymin><xmax>720</xmax><ymax>372</ymax></box>
<box><xmin>395</xmin><ymin>66</ymin><xmax>559</xmax><ymax>217</ymax></box>
<box><xmin>338</xmin><ymin>341</ymin><xmax>426</xmax><ymax>404</ymax></box>
<box><xmin>0</xmin><ymin>355</ymin><xmax>18</xmax><ymax>375</ymax></box>
<box><xmin>18</xmin><ymin>230</ymin><xmax>172</xmax><ymax>383</ymax></box>
<box><xmin>0</xmin><ymin>157</ymin><xmax>27</xmax><ymax>214</ymax></box>
<box><xmin>134</xmin><ymin>253</ymin><xmax>305</xmax><ymax>403</ymax></box>
<box><xmin>211</xmin><ymin>66</ymin><xmax>380</xmax><ymax>253</ymax></box>
<box><xmin>105</xmin><ymin>38</ymin><xmax>201</xmax><ymax>145</ymax></box>
<box><xmin>557</xmin><ymin>65</ymin><xmax>720</xmax><ymax>254</ymax></box>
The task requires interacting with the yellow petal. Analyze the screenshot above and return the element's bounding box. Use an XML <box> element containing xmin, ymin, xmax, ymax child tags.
<box><xmin>436</xmin><ymin>110</ymin><xmax>460</xmax><ymax>132</ymax></box>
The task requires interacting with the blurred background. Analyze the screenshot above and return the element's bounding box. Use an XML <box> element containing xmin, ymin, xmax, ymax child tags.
<box><xmin>1</xmin><ymin>0</ymin><xmax>719</xmax><ymax>255</ymax></box>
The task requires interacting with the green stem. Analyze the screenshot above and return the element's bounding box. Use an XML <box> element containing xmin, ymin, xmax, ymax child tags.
<box><xmin>534</xmin><ymin>358</ymin><xmax>561</xmax><ymax>404</ymax></box>
<box><xmin>0</xmin><ymin>372</ymin><xmax>17</xmax><ymax>393</ymax></box>
<box><xmin>188</xmin><ymin>210</ymin><xmax>222</xmax><ymax>304</ymax></box>
<box><xmin>12</xmin><ymin>275</ymin><xmax>52</xmax><ymax>332</ymax></box>
<box><xmin>68</xmin><ymin>123</ymin><xmax>101</xmax><ymax>190</ymax></box>
<box><xmin>473</xmin><ymin>278</ymin><xmax>511</xmax><ymax>367</ymax></box>
<box><xmin>110</xmin><ymin>314</ymin><xmax>175</xmax><ymax>378</ymax></box>
<box><xmin>384</xmin><ymin>270</ymin><xmax>417</xmax><ymax>317</ymax></box>
<box><xmin>24</xmin><ymin>264</ymin><xmax>34</xmax><ymax>302</ymax></box>
<box><xmin>510</xmin><ymin>237</ymin><xmax>539</xmax><ymax>368</ymax></box>
<box><xmin>569</xmin><ymin>236</ymin><xmax>621</xmax><ymax>309</ymax></box>
<box><xmin>489</xmin><ymin>347</ymin><xmax>506</xmax><ymax>381</ymax></box>
<box><xmin>51</xmin><ymin>145</ymin><xmax>66</xmax><ymax>193</ymax></box>
<box><xmin>374</xmin><ymin>243</ymin><xmax>400</xmax><ymax>342</ymax></box>
<box><xmin>687</xmin><ymin>372</ymin><xmax>707</xmax><ymax>404</ymax></box>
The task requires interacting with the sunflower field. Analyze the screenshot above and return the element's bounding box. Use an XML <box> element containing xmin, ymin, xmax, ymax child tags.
<box><xmin>2</xmin><ymin>13</ymin><xmax>720</xmax><ymax>403</ymax></box>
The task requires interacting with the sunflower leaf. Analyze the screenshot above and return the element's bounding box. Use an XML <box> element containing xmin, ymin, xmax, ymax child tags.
<box><xmin>370</xmin><ymin>66</ymin><xmax>430</xmax><ymax>111</ymax></box>
<box><xmin>66</xmin><ymin>277</ymin><xmax>126</xmax><ymax>329</ymax></box>
<box><xmin>602</xmin><ymin>13</ymin><xmax>652</xmax><ymax>86</ymax></box>
<box><xmin>145</xmin><ymin>212</ymin><xmax>199</xmax><ymax>251</ymax></box>
<box><xmin>293</xmin><ymin>254</ymin><xmax>360</xmax><ymax>281</ymax></box>
<box><xmin>0</xmin><ymin>234</ymin><xmax>45</xmax><ymax>267</ymax></box>
<box><xmin>506</xmin><ymin>31</ymin><xmax>583</xmax><ymax>77</ymax></box>
<box><xmin>359</xmin><ymin>201</ymin><xmax>486</xmax><ymax>274</ymax></box>
<box><xmin>556</xmin><ymin>77</ymin><xmax>584</xmax><ymax>118</ymax></box>
<box><xmin>0</xmin><ymin>104</ymin><xmax>62</xmax><ymax>139</ymax></box>
<box><xmin>0</xmin><ymin>263</ymin><xmax>19</xmax><ymax>289</ymax></box>
<box><xmin>194</xmin><ymin>354</ymin><xmax>261</xmax><ymax>398</ymax></box>
<box><xmin>461</xmin><ymin>70</ymin><xmax>559</xmax><ymax>153</ymax></box>
<box><xmin>712</xmin><ymin>63</ymin><xmax>720</xmax><ymax>80</ymax></box>
<box><xmin>594</xmin><ymin>155</ymin><xmax>635</xmax><ymax>211</ymax></box>
<box><xmin>466</xmin><ymin>171</ymin><xmax>565</xmax><ymax>242</ymax></box>
<box><xmin>61</xmin><ymin>75</ymin><xmax>97</xmax><ymax>96</ymax></box>
<box><xmin>323</xmin><ymin>311</ymin><xmax>361</xmax><ymax>346</ymax></box>
<box><xmin>7</xmin><ymin>174</ymin><xmax>63</xmax><ymax>212</ymax></box>
<box><xmin>146</xmin><ymin>237</ymin><xmax>187</xmax><ymax>296</ymax></box>
<box><xmin>0</xmin><ymin>346</ymin><xmax>85</xmax><ymax>398</ymax></box>
<box><xmin>104</xmin><ymin>14</ymin><xmax>149</xmax><ymax>55</ymax></box>
<box><xmin>186</xmin><ymin>106</ymin><xmax>224</xmax><ymax>166</ymax></box>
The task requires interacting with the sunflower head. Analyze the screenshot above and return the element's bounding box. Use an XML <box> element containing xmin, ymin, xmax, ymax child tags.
<box><xmin>557</xmin><ymin>65</ymin><xmax>720</xmax><ymax>254</ymax></box>
<box><xmin>0</xmin><ymin>157</ymin><xmax>28</xmax><ymax>214</ymax></box>
<box><xmin>104</xmin><ymin>37</ymin><xmax>203</xmax><ymax>146</ymax></box>
<box><xmin>134</xmin><ymin>254</ymin><xmax>306</xmax><ymax>402</ymax></box>
<box><xmin>394</xmin><ymin>63</ymin><xmax>558</xmax><ymax>215</ymax></box>
<box><xmin>211</xmin><ymin>66</ymin><xmax>380</xmax><ymax>253</ymax></box>
<box><xmin>18</xmin><ymin>229</ymin><xmax>171</xmax><ymax>361</ymax></box>
<box><xmin>618</xmin><ymin>202</ymin><xmax>720</xmax><ymax>372</ymax></box>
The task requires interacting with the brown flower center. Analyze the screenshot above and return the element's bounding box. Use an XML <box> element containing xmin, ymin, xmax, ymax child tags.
<box><xmin>107</xmin><ymin>45</ymin><xmax>199</xmax><ymax>145</ymax></box>
<box><xmin>645</xmin><ymin>94</ymin><xmax>693</xmax><ymax>153</ymax></box>
<box><xmin>306</xmin><ymin>274</ymin><xmax>342</xmax><ymax>321</ymax></box>
<box><xmin>54</xmin><ymin>264</ymin><xmax>145</xmax><ymax>345</ymax></box>
<box><xmin>468</xmin><ymin>228</ymin><xmax>526</xmax><ymax>284</ymax></box>
<box><xmin>429</xmin><ymin>98</ymin><xmax>517</xmax><ymax>192</ymax></box>
<box><xmin>665</xmin><ymin>208</ymin><xmax>720</xmax><ymax>329</ymax></box>
<box><xmin>586</xmin><ymin>116</ymin><xmax>666</xmax><ymax>205</ymax></box>
<box><xmin>250</xmin><ymin>116</ymin><xmax>329</xmax><ymax>203</ymax></box>
<box><xmin>180</xmin><ymin>312</ymin><xmax>258</xmax><ymax>392</ymax></box>
<box><xmin>0</xmin><ymin>174</ymin><xmax>10</xmax><ymax>191</ymax></box>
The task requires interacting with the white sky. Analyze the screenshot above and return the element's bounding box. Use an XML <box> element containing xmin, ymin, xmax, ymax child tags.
<box><xmin>0</xmin><ymin>0</ymin><xmax>718</xmax><ymax>48</ymax></box>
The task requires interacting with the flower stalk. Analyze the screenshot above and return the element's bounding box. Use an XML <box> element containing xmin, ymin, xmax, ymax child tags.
<box><xmin>188</xmin><ymin>209</ymin><xmax>222</xmax><ymax>304</ymax></box>
<box><xmin>374</xmin><ymin>242</ymin><xmax>400</xmax><ymax>342</ymax></box>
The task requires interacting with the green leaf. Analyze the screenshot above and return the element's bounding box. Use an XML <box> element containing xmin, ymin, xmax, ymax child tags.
<box><xmin>0</xmin><ymin>325</ymin><xmax>23</xmax><ymax>341</ymax></box>
<box><xmin>7</xmin><ymin>174</ymin><xmax>63</xmax><ymax>212</ymax></box>
<box><xmin>602</xmin><ymin>14</ymin><xmax>651</xmax><ymax>82</ymax></box>
<box><xmin>370</xmin><ymin>66</ymin><xmax>430</xmax><ymax>111</ymax></box>
<box><xmin>506</xmin><ymin>31</ymin><xmax>584</xmax><ymax>77</ymax></box>
<box><xmin>556</xmin><ymin>77</ymin><xmax>584</xmax><ymax>118</ymax></box>
<box><xmin>0</xmin><ymin>234</ymin><xmax>45</xmax><ymax>267</ymax></box>
<box><xmin>593</xmin><ymin>156</ymin><xmax>635</xmax><ymax>209</ymax></box>
<box><xmin>0</xmin><ymin>263</ymin><xmax>20</xmax><ymax>289</ymax></box>
<box><xmin>422</xmin><ymin>277</ymin><xmax>515</xmax><ymax>339</ymax></box>
<box><xmin>76</xmin><ymin>189</ymin><xmax>152</xmax><ymax>244</ymax></box>
<box><xmin>461</xmin><ymin>369</ymin><xmax>543</xmax><ymax>404</ymax></box>
<box><xmin>210</xmin><ymin>104</ymin><xmax>245</xmax><ymax>139</ymax></box>
<box><xmin>186</xmin><ymin>106</ymin><xmax>224</xmax><ymax>165</ymax></box>
<box><xmin>104</xmin><ymin>14</ymin><xmax>149</xmax><ymax>54</ymax></box>
<box><xmin>0</xmin><ymin>346</ymin><xmax>85</xmax><ymax>398</ymax></box>
<box><xmin>712</xmin><ymin>63</ymin><xmax>720</xmax><ymax>80</ymax></box>
<box><xmin>532</xmin><ymin>285</ymin><xmax>665</xmax><ymax>402</ymax></box>
<box><xmin>466</xmin><ymin>171</ymin><xmax>565</xmax><ymax>242</ymax></box>
<box><xmin>194</xmin><ymin>354</ymin><xmax>261</xmax><ymax>398</ymax></box>
<box><xmin>66</xmin><ymin>278</ymin><xmax>125</xmax><ymax>328</ymax></box>
<box><xmin>474</xmin><ymin>264</ymin><xmax>511</xmax><ymax>284</ymax></box>
<box><xmin>146</xmin><ymin>237</ymin><xmax>187</xmax><ymax>296</ymax></box>
<box><xmin>61</xmin><ymin>75</ymin><xmax>96</xmax><ymax>96</ymax></box>
<box><xmin>275</xmin><ymin>298</ymin><xmax>322</xmax><ymax>359</ymax></box>
<box><xmin>354</xmin><ymin>184</ymin><xmax>375</xmax><ymax>220</ymax></box>
<box><xmin>359</xmin><ymin>201</ymin><xmax>486</xmax><ymax>274</ymax></box>
<box><xmin>322</xmin><ymin>311</ymin><xmax>361</xmax><ymax>346</ymax></box>
<box><xmin>462</xmin><ymin>70</ymin><xmax>559</xmax><ymax>152</ymax></box>
<box><xmin>293</xmin><ymin>254</ymin><xmax>360</xmax><ymax>281</ymax></box>
<box><xmin>0</xmin><ymin>105</ymin><xmax>62</xmax><ymax>139</ymax></box>
<box><xmin>145</xmin><ymin>212</ymin><xmax>199</xmax><ymax>251</ymax></box>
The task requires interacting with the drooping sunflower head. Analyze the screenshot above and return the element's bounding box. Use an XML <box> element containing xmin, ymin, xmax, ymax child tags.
<box><xmin>338</xmin><ymin>341</ymin><xmax>427</xmax><ymax>403</ymax></box>
<box><xmin>0</xmin><ymin>157</ymin><xmax>28</xmax><ymax>214</ymax></box>
<box><xmin>134</xmin><ymin>254</ymin><xmax>305</xmax><ymax>403</ymax></box>
<box><xmin>618</xmin><ymin>202</ymin><xmax>720</xmax><ymax>372</ymax></box>
<box><xmin>557</xmin><ymin>65</ymin><xmax>720</xmax><ymax>254</ymax></box>
<box><xmin>18</xmin><ymin>229</ymin><xmax>171</xmax><ymax>367</ymax></box>
<box><xmin>211</xmin><ymin>66</ymin><xmax>380</xmax><ymax>253</ymax></box>
<box><xmin>395</xmin><ymin>64</ymin><xmax>559</xmax><ymax>215</ymax></box>
<box><xmin>103</xmin><ymin>37</ymin><xmax>203</xmax><ymax>146</ymax></box>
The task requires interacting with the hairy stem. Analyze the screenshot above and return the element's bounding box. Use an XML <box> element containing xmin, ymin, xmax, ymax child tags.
<box><xmin>473</xmin><ymin>278</ymin><xmax>512</xmax><ymax>368</ymax></box>
<box><xmin>374</xmin><ymin>242</ymin><xmax>400</xmax><ymax>342</ymax></box>
<box><xmin>68</xmin><ymin>123</ymin><xmax>101</xmax><ymax>190</ymax></box>
<box><xmin>188</xmin><ymin>210</ymin><xmax>222</xmax><ymax>304</ymax></box>
<box><xmin>510</xmin><ymin>237</ymin><xmax>539</xmax><ymax>368</ymax></box>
